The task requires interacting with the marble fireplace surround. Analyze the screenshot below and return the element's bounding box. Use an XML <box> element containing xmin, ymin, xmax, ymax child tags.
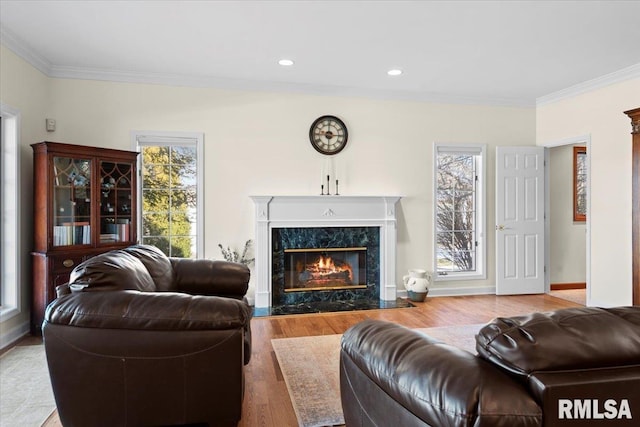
<box><xmin>250</xmin><ymin>195</ymin><xmax>401</xmax><ymax>308</ymax></box>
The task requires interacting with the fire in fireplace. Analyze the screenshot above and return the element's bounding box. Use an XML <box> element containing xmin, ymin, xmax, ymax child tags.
<box><xmin>284</xmin><ymin>247</ymin><xmax>367</xmax><ymax>292</ymax></box>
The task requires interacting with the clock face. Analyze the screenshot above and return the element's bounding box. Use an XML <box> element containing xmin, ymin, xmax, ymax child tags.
<box><xmin>309</xmin><ymin>115</ymin><xmax>348</xmax><ymax>155</ymax></box>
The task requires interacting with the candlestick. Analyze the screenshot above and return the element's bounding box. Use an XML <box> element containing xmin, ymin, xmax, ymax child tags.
<box><xmin>335</xmin><ymin>179</ymin><xmax>339</xmax><ymax>195</ymax></box>
<box><xmin>321</xmin><ymin>184</ymin><xmax>325</xmax><ymax>195</ymax></box>
<box><xmin>326</xmin><ymin>175</ymin><xmax>330</xmax><ymax>195</ymax></box>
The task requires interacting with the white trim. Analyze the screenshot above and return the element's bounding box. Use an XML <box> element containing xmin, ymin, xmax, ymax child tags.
<box><xmin>541</xmin><ymin>135</ymin><xmax>592</xmax><ymax>306</ymax></box>
<box><xmin>130</xmin><ymin>130</ymin><xmax>205</xmax><ymax>258</ymax></box>
<box><xmin>0</xmin><ymin>26</ymin><xmax>52</xmax><ymax>76</ymax></box>
<box><xmin>537</xmin><ymin>63</ymin><xmax>640</xmax><ymax>107</ymax></box>
<box><xmin>0</xmin><ymin>102</ymin><xmax>22</xmax><ymax>323</ymax></box>
<box><xmin>432</xmin><ymin>143</ymin><xmax>487</xmax><ymax>282</ymax></box>
<box><xmin>48</xmin><ymin>65</ymin><xmax>534</xmax><ymax>107</ymax></box>
<box><xmin>0</xmin><ymin>321</ymin><xmax>30</xmax><ymax>351</ymax></box>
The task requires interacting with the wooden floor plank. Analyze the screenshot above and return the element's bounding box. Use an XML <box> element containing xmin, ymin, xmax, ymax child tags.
<box><xmin>34</xmin><ymin>293</ymin><xmax>581</xmax><ymax>427</ymax></box>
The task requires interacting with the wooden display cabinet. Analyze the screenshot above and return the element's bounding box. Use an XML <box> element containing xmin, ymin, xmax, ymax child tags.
<box><xmin>31</xmin><ymin>142</ymin><xmax>139</xmax><ymax>333</ymax></box>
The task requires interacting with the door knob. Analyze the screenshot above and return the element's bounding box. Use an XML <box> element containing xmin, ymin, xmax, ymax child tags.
<box><xmin>496</xmin><ymin>225</ymin><xmax>506</xmax><ymax>231</ymax></box>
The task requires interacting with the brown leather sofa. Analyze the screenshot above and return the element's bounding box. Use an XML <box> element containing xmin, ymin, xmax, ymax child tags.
<box><xmin>42</xmin><ymin>244</ymin><xmax>252</xmax><ymax>427</ymax></box>
<box><xmin>340</xmin><ymin>306</ymin><xmax>640</xmax><ymax>427</ymax></box>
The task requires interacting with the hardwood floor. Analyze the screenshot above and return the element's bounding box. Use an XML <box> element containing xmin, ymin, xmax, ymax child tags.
<box><xmin>36</xmin><ymin>293</ymin><xmax>580</xmax><ymax>427</ymax></box>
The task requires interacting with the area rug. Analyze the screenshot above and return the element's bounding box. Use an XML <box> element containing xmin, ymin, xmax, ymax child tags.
<box><xmin>271</xmin><ymin>323</ymin><xmax>483</xmax><ymax>427</ymax></box>
<box><xmin>0</xmin><ymin>345</ymin><xmax>55</xmax><ymax>427</ymax></box>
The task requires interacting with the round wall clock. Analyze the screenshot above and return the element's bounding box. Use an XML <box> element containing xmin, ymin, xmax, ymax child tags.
<box><xmin>309</xmin><ymin>115</ymin><xmax>348</xmax><ymax>155</ymax></box>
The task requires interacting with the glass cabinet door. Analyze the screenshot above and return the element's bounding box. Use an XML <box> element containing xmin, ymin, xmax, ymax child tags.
<box><xmin>52</xmin><ymin>156</ymin><xmax>92</xmax><ymax>246</ymax></box>
<box><xmin>99</xmin><ymin>161</ymin><xmax>134</xmax><ymax>244</ymax></box>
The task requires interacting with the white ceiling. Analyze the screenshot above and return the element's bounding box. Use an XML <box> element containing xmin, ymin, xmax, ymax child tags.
<box><xmin>1</xmin><ymin>0</ymin><xmax>640</xmax><ymax>107</ymax></box>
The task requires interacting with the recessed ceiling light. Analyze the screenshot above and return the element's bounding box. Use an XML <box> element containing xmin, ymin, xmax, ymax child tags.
<box><xmin>387</xmin><ymin>69</ymin><xmax>403</xmax><ymax>76</ymax></box>
<box><xmin>278</xmin><ymin>59</ymin><xmax>294</xmax><ymax>66</ymax></box>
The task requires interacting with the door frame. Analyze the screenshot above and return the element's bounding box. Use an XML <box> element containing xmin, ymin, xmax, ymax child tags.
<box><xmin>541</xmin><ymin>135</ymin><xmax>592</xmax><ymax>306</ymax></box>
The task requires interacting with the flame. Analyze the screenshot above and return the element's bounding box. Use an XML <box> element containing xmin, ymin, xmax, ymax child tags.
<box><xmin>307</xmin><ymin>255</ymin><xmax>352</xmax><ymax>282</ymax></box>
<box><xmin>317</xmin><ymin>256</ymin><xmax>335</xmax><ymax>271</ymax></box>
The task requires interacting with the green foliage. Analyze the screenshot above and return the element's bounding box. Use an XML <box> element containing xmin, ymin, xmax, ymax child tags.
<box><xmin>141</xmin><ymin>145</ymin><xmax>197</xmax><ymax>257</ymax></box>
<box><xmin>218</xmin><ymin>240</ymin><xmax>255</xmax><ymax>266</ymax></box>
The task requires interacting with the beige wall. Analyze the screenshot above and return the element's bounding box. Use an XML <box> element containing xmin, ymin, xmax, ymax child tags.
<box><xmin>46</xmin><ymin>78</ymin><xmax>535</xmax><ymax>299</ymax></box>
<box><xmin>1</xmin><ymin>44</ymin><xmax>537</xmax><ymax>337</ymax></box>
<box><xmin>537</xmin><ymin>78</ymin><xmax>640</xmax><ymax>307</ymax></box>
<box><xmin>0</xmin><ymin>45</ymin><xmax>49</xmax><ymax>343</ymax></box>
<box><xmin>548</xmin><ymin>144</ymin><xmax>587</xmax><ymax>284</ymax></box>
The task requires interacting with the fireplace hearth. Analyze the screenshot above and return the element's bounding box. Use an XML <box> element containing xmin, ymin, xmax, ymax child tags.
<box><xmin>259</xmin><ymin>298</ymin><xmax>414</xmax><ymax>316</ymax></box>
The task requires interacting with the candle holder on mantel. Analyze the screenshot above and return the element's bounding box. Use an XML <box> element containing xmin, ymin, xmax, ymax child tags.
<box><xmin>320</xmin><ymin>175</ymin><xmax>340</xmax><ymax>195</ymax></box>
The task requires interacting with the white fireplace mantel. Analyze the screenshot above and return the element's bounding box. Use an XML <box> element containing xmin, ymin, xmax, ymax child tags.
<box><xmin>250</xmin><ymin>195</ymin><xmax>401</xmax><ymax>308</ymax></box>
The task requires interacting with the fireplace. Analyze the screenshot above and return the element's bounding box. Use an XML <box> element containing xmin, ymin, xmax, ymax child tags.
<box><xmin>250</xmin><ymin>195</ymin><xmax>401</xmax><ymax>309</ymax></box>
<box><xmin>272</xmin><ymin>226</ymin><xmax>380</xmax><ymax>306</ymax></box>
<box><xmin>284</xmin><ymin>247</ymin><xmax>367</xmax><ymax>292</ymax></box>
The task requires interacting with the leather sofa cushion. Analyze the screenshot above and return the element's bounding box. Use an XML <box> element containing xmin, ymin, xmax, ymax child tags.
<box><xmin>45</xmin><ymin>290</ymin><xmax>252</xmax><ymax>331</ymax></box>
<box><xmin>171</xmin><ymin>258</ymin><xmax>250</xmax><ymax>297</ymax></box>
<box><xmin>123</xmin><ymin>244</ymin><xmax>174</xmax><ymax>291</ymax></box>
<box><xmin>69</xmin><ymin>250</ymin><xmax>156</xmax><ymax>292</ymax></box>
<box><xmin>476</xmin><ymin>306</ymin><xmax>640</xmax><ymax>376</ymax></box>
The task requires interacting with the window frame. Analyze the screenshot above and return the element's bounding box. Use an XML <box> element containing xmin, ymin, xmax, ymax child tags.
<box><xmin>0</xmin><ymin>103</ymin><xmax>21</xmax><ymax>321</ymax></box>
<box><xmin>131</xmin><ymin>131</ymin><xmax>204</xmax><ymax>258</ymax></box>
<box><xmin>573</xmin><ymin>146</ymin><xmax>587</xmax><ymax>222</ymax></box>
<box><xmin>433</xmin><ymin>143</ymin><xmax>487</xmax><ymax>281</ymax></box>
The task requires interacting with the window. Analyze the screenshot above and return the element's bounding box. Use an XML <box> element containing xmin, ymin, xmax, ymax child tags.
<box><xmin>1</xmin><ymin>103</ymin><xmax>20</xmax><ymax>320</ymax></box>
<box><xmin>573</xmin><ymin>146</ymin><xmax>587</xmax><ymax>222</ymax></box>
<box><xmin>434</xmin><ymin>144</ymin><xmax>486</xmax><ymax>280</ymax></box>
<box><xmin>132</xmin><ymin>132</ymin><xmax>203</xmax><ymax>258</ymax></box>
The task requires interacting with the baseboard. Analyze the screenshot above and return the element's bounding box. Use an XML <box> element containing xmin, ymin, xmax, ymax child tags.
<box><xmin>0</xmin><ymin>320</ymin><xmax>30</xmax><ymax>351</ymax></box>
<box><xmin>550</xmin><ymin>282</ymin><xmax>586</xmax><ymax>290</ymax></box>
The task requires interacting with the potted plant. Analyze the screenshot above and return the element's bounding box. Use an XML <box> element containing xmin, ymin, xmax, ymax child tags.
<box><xmin>218</xmin><ymin>239</ymin><xmax>255</xmax><ymax>266</ymax></box>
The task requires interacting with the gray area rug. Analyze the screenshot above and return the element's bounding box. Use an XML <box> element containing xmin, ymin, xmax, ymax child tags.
<box><xmin>0</xmin><ymin>345</ymin><xmax>55</xmax><ymax>427</ymax></box>
<box><xmin>271</xmin><ymin>323</ymin><xmax>483</xmax><ymax>427</ymax></box>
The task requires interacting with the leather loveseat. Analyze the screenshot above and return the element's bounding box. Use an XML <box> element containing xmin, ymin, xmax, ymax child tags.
<box><xmin>43</xmin><ymin>244</ymin><xmax>252</xmax><ymax>427</ymax></box>
<box><xmin>340</xmin><ymin>306</ymin><xmax>640</xmax><ymax>427</ymax></box>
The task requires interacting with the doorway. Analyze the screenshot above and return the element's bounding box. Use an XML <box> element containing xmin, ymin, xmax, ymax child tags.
<box><xmin>544</xmin><ymin>136</ymin><xmax>591</xmax><ymax>306</ymax></box>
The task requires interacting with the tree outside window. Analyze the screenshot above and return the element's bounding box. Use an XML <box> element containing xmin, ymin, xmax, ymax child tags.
<box><xmin>573</xmin><ymin>146</ymin><xmax>587</xmax><ymax>222</ymax></box>
<box><xmin>141</xmin><ymin>145</ymin><xmax>198</xmax><ymax>257</ymax></box>
<box><xmin>434</xmin><ymin>144</ymin><xmax>485</xmax><ymax>280</ymax></box>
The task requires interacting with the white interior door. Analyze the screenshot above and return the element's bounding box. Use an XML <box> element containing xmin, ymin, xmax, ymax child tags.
<box><xmin>496</xmin><ymin>146</ymin><xmax>545</xmax><ymax>295</ymax></box>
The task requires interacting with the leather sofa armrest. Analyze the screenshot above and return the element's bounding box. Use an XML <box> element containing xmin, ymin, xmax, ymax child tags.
<box><xmin>528</xmin><ymin>366</ymin><xmax>640</xmax><ymax>427</ymax></box>
<box><xmin>341</xmin><ymin>320</ymin><xmax>541</xmax><ymax>426</ymax></box>
<box><xmin>170</xmin><ymin>258</ymin><xmax>250</xmax><ymax>298</ymax></box>
<box><xmin>45</xmin><ymin>290</ymin><xmax>252</xmax><ymax>331</ymax></box>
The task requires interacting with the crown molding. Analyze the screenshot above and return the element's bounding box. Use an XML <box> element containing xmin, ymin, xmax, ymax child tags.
<box><xmin>0</xmin><ymin>26</ymin><xmax>52</xmax><ymax>76</ymax></box>
<box><xmin>47</xmin><ymin>64</ymin><xmax>534</xmax><ymax>108</ymax></box>
<box><xmin>536</xmin><ymin>62</ymin><xmax>640</xmax><ymax>107</ymax></box>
